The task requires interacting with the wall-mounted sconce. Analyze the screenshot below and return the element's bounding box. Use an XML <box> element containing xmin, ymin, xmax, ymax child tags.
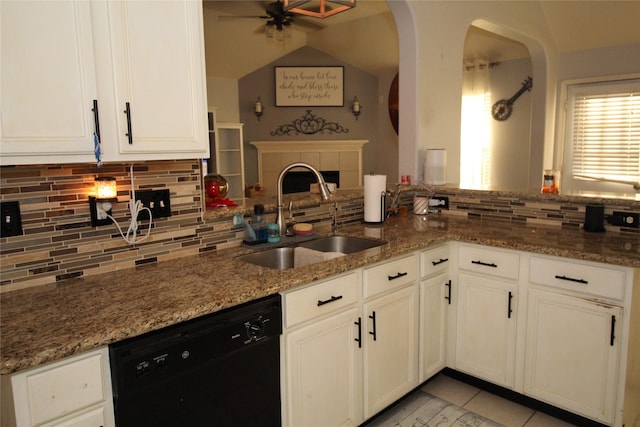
<box><xmin>351</xmin><ymin>96</ymin><xmax>361</xmax><ymax>120</ymax></box>
<box><xmin>89</xmin><ymin>177</ymin><xmax>117</xmax><ymax>227</ymax></box>
<box><xmin>255</xmin><ymin>97</ymin><xmax>264</xmax><ymax>121</ymax></box>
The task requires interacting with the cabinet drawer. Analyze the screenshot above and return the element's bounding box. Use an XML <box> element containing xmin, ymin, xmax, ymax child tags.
<box><xmin>22</xmin><ymin>353</ymin><xmax>105</xmax><ymax>425</ymax></box>
<box><xmin>284</xmin><ymin>272</ymin><xmax>359</xmax><ymax>328</ymax></box>
<box><xmin>363</xmin><ymin>254</ymin><xmax>418</xmax><ymax>298</ymax></box>
<box><xmin>48</xmin><ymin>406</ymin><xmax>106</xmax><ymax>427</ymax></box>
<box><xmin>529</xmin><ymin>256</ymin><xmax>626</xmax><ymax>301</ymax></box>
<box><xmin>459</xmin><ymin>244</ymin><xmax>519</xmax><ymax>280</ymax></box>
<box><xmin>420</xmin><ymin>245</ymin><xmax>450</xmax><ymax>278</ymax></box>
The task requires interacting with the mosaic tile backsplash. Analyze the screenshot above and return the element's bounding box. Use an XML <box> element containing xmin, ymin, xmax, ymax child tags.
<box><xmin>0</xmin><ymin>160</ymin><xmax>365</xmax><ymax>291</ymax></box>
<box><xmin>2</xmin><ymin>160</ymin><xmax>639</xmax><ymax>292</ymax></box>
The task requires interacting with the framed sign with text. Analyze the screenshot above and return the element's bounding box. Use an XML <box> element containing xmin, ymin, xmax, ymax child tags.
<box><xmin>275</xmin><ymin>66</ymin><xmax>344</xmax><ymax>107</ymax></box>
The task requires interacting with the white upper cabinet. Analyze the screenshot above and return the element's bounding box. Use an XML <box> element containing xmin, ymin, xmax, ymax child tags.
<box><xmin>0</xmin><ymin>1</ymin><xmax>99</xmax><ymax>163</ymax></box>
<box><xmin>98</xmin><ymin>1</ymin><xmax>208</xmax><ymax>159</ymax></box>
<box><xmin>0</xmin><ymin>0</ymin><xmax>209</xmax><ymax>166</ymax></box>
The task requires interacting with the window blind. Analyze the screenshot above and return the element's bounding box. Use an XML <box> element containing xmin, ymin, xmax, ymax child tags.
<box><xmin>569</xmin><ymin>81</ymin><xmax>640</xmax><ymax>184</ymax></box>
<box><xmin>572</xmin><ymin>92</ymin><xmax>640</xmax><ymax>180</ymax></box>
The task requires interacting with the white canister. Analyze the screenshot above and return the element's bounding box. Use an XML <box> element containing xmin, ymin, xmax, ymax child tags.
<box><xmin>424</xmin><ymin>149</ymin><xmax>447</xmax><ymax>185</ymax></box>
<box><xmin>413</xmin><ymin>196</ymin><xmax>429</xmax><ymax>215</ymax></box>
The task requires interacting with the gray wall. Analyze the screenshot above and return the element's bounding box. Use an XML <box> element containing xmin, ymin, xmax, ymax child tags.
<box><xmin>489</xmin><ymin>57</ymin><xmax>534</xmax><ymax>191</ymax></box>
<box><xmin>238</xmin><ymin>46</ymin><xmax>384</xmax><ymax>186</ymax></box>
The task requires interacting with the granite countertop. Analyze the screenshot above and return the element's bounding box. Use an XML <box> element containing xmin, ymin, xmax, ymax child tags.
<box><xmin>2</xmin><ymin>214</ymin><xmax>640</xmax><ymax>375</ymax></box>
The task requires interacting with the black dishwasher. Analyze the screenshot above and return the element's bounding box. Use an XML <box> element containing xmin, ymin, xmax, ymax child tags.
<box><xmin>109</xmin><ymin>294</ymin><xmax>282</xmax><ymax>427</ymax></box>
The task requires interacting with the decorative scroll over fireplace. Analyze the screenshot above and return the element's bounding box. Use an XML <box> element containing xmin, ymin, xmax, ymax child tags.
<box><xmin>250</xmin><ymin>140</ymin><xmax>368</xmax><ymax>196</ymax></box>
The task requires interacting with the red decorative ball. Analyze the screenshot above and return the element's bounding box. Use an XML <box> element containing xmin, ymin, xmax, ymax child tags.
<box><xmin>204</xmin><ymin>174</ymin><xmax>229</xmax><ymax>199</ymax></box>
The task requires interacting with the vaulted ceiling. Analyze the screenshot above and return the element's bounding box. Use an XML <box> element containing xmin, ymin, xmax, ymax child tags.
<box><xmin>202</xmin><ymin>0</ymin><xmax>640</xmax><ymax>80</ymax></box>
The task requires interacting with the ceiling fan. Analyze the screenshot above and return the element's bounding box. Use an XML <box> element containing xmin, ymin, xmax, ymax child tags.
<box><xmin>263</xmin><ymin>1</ymin><xmax>295</xmax><ymax>31</ymax></box>
<box><xmin>214</xmin><ymin>0</ymin><xmax>324</xmax><ymax>34</ymax></box>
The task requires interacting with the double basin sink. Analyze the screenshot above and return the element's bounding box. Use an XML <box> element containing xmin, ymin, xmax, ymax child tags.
<box><xmin>238</xmin><ymin>235</ymin><xmax>385</xmax><ymax>270</ymax></box>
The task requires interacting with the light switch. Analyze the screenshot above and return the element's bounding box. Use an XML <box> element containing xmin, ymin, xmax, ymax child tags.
<box><xmin>1</xmin><ymin>201</ymin><xmax>23</xmax><ymax>237</ymax></box>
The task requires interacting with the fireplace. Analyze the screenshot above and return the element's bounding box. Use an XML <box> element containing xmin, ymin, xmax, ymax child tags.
<box><xmin>282</xmin><ymin>171</ymin><xmax>340</xmax><ymax>194</ymax></box>
<box><xmin>250</xmin><ymin>140</ymin><xmax>368</xmax><ymax>195</ymax></box>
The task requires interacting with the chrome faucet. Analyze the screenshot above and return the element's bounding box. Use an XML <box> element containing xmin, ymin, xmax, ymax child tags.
<box><xmin>275</xmin><ymin>162</ymin><xmax>331</xmax><ymax>236</ymax></box>
<box><xmin>332</xmin><ymin>201</ymin><xmax>338</xmax><ymax>233</ymax></box>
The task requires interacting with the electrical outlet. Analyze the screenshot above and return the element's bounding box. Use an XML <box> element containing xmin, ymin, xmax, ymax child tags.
<box><xmin>608</xmin><ymin>211</ymin><xmax>640</xmax><ymax>228</ymax></box>
<box><xmin>1</xmin><ymin>201</ymin><xmax>23</xmax><ymax>237</ymax></box>
<box><xmin>136</xmin><ymin>190</ymin><xmax>171</xmax><ymax>220</ymax></box>
<box><xmin>429</xmin><ymin>196</ymin><xmax>449</xmax><ymax>210</ymax></box>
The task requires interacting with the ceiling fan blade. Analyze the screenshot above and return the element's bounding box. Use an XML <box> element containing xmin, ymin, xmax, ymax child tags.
<box><xmin>217</xmin><ymin>15</ymin><xmax>270</xmax><ymax>20</ymax></box>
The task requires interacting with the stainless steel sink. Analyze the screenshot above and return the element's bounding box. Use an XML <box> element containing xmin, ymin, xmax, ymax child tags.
<box><xmin>297</xmin><ymin>235</ymin><xmax>385</xmax><ymax>254</ymax></box>
<box><xmin>237</xmin><ymin>247</ymin><xmax>296</xmax><ymax>270</ymax></box>
<box><xmin>237</xmin><ymin>236</ymin><xmax>385</xmax><ymax>270</ymax></box>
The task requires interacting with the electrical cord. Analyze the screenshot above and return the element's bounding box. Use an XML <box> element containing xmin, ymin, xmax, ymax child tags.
<box><xmin>106</xmin><ymin>164</ymin><xmax>153</xmax><ymax>245</ymax></box>
<box><xmin>106</xmin><ymin>199</ymin><xmax>152</xmax><ymax>244</ymax></box>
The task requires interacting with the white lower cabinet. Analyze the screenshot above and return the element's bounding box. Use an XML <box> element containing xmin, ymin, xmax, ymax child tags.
<box><xmin>419</xmin><ymin>246</ymin><xmax>450</xmax><ymax>382</ymax></box>
<box><xmin>282</xmin><ymin>254</ymin><xmax>419</xmax><ymax>427</ymax></box>
<box><xmin>455</xmin><ymin>273</ymin><xmax>518</xmax><ymax>389</ymax></box>
<box><xmin>525</xmin><ymin>289</ymin><xmax>621</xmax><ymax>424</ymax></box>
<box><xmin>419</xmin><ymin>273</ymin><xmax>448</xmax><ymax>382</ymax></box>
<box><xmin>525</xmin><ymin>255</ymin><xmax>630</xmax><ymax>425</ymax></box>
<box><xmin>363</xmin><ymin>284</ymin><xmax>419</xmax><ymax>419</ymax></box>
<box><xmin>2</xmin><ymin>347</ymin><xmax>115</xmax><ymax>427</ymax></box>
<box><xmin>285</xmin><ymin>306</ymin><xmax>362</xmax><ymax>427</ymax></box>
<box><xmin>454</xmin><ymin>244</ymin><xmax>519</xmax><ymax>389</ymax></box>
<box><xmin>451</xmin><ymin>245</ymin><xmax>633</xmax><ymax>426</ymax></box>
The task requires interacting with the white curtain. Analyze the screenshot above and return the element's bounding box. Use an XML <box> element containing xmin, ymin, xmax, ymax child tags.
<box><xmin>460</xmin><ymin>62</ymin><xmax>492</xmax><ymax>189</ymax></box>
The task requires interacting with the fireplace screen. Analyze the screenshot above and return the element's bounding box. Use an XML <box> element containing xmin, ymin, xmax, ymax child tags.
<box><xmin>282</xmin><ymin>171</ymin><xmax>339</xmax><ymax>194</ymax></box>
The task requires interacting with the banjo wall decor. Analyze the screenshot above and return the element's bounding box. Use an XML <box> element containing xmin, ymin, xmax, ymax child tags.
<box><xmin>491</xmin><ymin>76</ymin><xmax>532</xmax><ymax>121</ymax></box>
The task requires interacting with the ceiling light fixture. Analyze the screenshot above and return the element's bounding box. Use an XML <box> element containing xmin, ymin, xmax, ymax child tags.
<box><xmin>284</xmin><ymin>0</ymin><xmax>356</xmax><ymax>19</ymax></box>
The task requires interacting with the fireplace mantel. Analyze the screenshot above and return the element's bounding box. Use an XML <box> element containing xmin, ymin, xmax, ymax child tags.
<box><xmin>250</xmin><ymin>140</ymin><xmax>368</xmax><ymax>194</ymax></box>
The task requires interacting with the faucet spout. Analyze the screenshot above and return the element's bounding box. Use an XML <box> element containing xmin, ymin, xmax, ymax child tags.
<box><xmin>276</xmin><ymin>162</ymin><xmax>331</xmax><ymax>236</ymax></box>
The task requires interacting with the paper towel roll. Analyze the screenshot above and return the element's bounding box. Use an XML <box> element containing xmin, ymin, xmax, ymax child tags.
<box><xmin>424</xmin><ymin>149</ymin><xmax>447</xmax><ymax>185</ymax></box>
<box><xmin>364</xmin><ymin>174</ymin><xmax>386</xmax><ymax>223</ymax></box>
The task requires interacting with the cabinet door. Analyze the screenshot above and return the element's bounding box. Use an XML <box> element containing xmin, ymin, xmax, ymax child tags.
<box><xmin>455</xmin><ymin>273</ymin><xmax>517</xmax><ymax>388</ymax></box>
<box><xmin>104</xmin><ymin>1</ymin><xmax>208</xmax><ymax>158</ymax></box>
<box><xmin>419</xmin><ymin>272</ymin><xmax>448</xmax><ymax>382</ymax></box>
<box><xmin>284</xmin><ymin>307</ymin><xmax>362</xmax><ymax>427</ymax></box>
<box><xmin>363</xmin><ymin>285</ymin><xmax>419</xmax><ymax>420</ymax></box>
<box><xmin>0</xmin><ymin>1</ymin><xmax>98</xmax><ymax>164</ymax></box>
<box><xmin>525</xmin><ymin>289</ymin><xmax>621</xmax><ymax>424</ymax></box>
<box><xmin>215</xmin><ymin>124</ymin><xmax>245</xmax><ymax>201</ymax></box>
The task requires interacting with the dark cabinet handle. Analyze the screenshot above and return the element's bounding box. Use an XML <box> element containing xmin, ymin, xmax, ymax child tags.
<box><xmin>317</xmin><ymin>295</ymin><xmax>343</xmax><ymax>306</ymax></box>
<box><xmin>92</xmin><ymin>99</ymin><xmax>101</xmax><ymax>141</ymax></box>
<box><xmin>555</xmin><ymin>275</ymin><xmax>588</xmax><ymax>284</ymax></box>
<box><xmin>124</xmin><ymin>102</ymin><xmax>133</xmax><ymax>144</ymax></box>
<box><xmin>369</xmin><ymin>311</ymin><xmax>377</xmax><ymax>341</ymax></box>
<box><xmin>445</xmin><ymin>280</ymin><xmax>452</xmax><ymax>304</ymax></box>
<box><xmin>610</xmin><ymin>315</ymin><xmax>616</xmax><ymax>346</ymax></box>
<box><xmin>388</xmin><ymin>272</ymin><xmax>408</xmax><ymax>281</ymax></box>
<box><xmin>508</xmin><ymin>291</ymin><xmax>513</xmax><ymax>318</ymax></box>
<box><xmin>471</xmin><ymin>260</ymin><xmax>497</xmax><ymax>268</ymax></box>
<box><xmin>432</xmin><ymin>258</ymin><xmax>449</xmax><ymax>266</ymax></box>
<box><xmin>354</xmin><ymin>317</ymin><xmax>362</xmax><ymax>348</ymax></box>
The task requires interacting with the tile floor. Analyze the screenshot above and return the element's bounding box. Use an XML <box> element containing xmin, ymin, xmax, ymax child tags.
<box><xmin>405</xmin><ymin>373</ymin><xmax>575</xmax><ymax>426</ymax></box>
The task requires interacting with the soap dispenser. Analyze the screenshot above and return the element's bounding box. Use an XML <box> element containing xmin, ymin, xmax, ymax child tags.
<box><xmin>253</xmin><ymin>204</ymin><xmax>268</xmax><ymax>242</ymax></box>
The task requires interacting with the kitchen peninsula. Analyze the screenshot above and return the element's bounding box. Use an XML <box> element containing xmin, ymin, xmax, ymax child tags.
<box><xmin>2</xmin><ymin>188</ymin><xmax>640</xmax><ymax>426</ymax></box>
